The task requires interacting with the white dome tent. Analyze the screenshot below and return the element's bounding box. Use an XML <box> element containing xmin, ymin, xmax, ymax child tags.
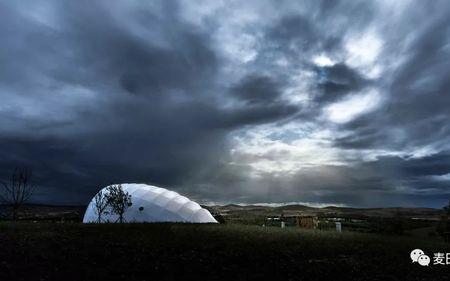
<box><xmin>83</xmin><ymin>183</ymin><xmax>218</xmax><ymax>223</ymax></box>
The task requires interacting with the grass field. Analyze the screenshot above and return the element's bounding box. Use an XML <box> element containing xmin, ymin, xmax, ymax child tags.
<box><xmin>0</xmin><ymin>222</ymin><xmax>449</xmax><ymax>281</ymax></box>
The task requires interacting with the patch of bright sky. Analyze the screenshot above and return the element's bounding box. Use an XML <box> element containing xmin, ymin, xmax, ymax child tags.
<box><xmin>219</xmin><ymin>32</ymin><xmax>259</xmax><ymax>64</ymax></box>
<box><xmin>230</xmin><ymin>122</ymin><xmax>346</xmax><ymax>175</ymax></box>
<box><xmin>407</xmin><ymin>144</ymin><xmax>440</xmax><ymax>159</ymax></box>
<box><xmin>323</xmin><ymin>88</ymin><xmax>382</xmax><ymax>124</ymax></box>
<box><xmin>313</xmin><ymin>54</ymin><xmax>336</xmax><ymax>67</ymax></box>
<box><xmin>345</xmin><ymin>29</ymin><xmax>383</xmax><ymax>79</ymax></box>
<box><xmin>229</xmin><ymin>118</ymin><xmax>412</xmax><ymax>177</ymax></box>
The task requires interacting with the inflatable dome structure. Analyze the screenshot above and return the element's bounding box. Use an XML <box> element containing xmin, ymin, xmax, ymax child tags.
<box><xmin>83</xmin><ymin>183</ymin><xmax>217</xmax><ymax>223</ymax></box>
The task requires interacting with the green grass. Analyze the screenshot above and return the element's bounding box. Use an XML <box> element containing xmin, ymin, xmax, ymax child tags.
<box><xmin>0</xmin><ymin>222</ymin><xmax>449</xmax><ymax>281</ymax></box>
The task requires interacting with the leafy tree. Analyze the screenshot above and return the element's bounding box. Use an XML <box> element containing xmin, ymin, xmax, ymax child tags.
<box><xmin>0</xmin><ymin>167</ymin><xmax>35</xmax><ymax>220</ymax></box>
<box><xmin>105</xmin><ymin>184</ymin><xmax>132</xmax><ymax>223</ymax></box>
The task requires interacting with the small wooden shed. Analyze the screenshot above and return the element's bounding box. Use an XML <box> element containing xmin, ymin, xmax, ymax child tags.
<box><xmin>296</xmin><ymin>216</ymin><xmax>318</xmax><ymax>229</ymax></box>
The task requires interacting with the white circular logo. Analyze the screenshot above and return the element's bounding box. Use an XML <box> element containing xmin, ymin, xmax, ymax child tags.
<box><xmin>410</xmin><ymin>249</ymin><xmax>424</xmax><ymax>263</ymax></box>
<box><xmin>417</xmin><ymin>254</ymin><xmax>430</xmax><ymax>266</ymax></box>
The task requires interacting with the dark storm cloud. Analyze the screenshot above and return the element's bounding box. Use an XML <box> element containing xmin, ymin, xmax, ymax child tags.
<box><xmin>314</xmin><ymin>63</ymin><xmax>370</xmax><ymax>103</ymax></box>
<box><xmin>251</xmin><ymin>1</ymin><xmax>377</xmax><ymax>116</ymax></box>
<box><xmin>0</xmin><ymin>0</ymin><xmax>300</xmax><ymax>204</ymax></box>
<box><xmin>227</xmin><ymin>74</ymin><xmax>298</xmax><ymax>124</ymax></box>
<box><xmin>231</xmin><ymin>75</ymin><xmax>282</xmax><ymax>105</ymax></box>
<box><xmin>0</xmin><ymin>0</ymin><xmax>449</xmax><ymax>207</ymax></box>
<box><xmin>268</xmin><ymin>15</ymin><xmax>322</xmax><ymax>51</ymax></box>
<box><xmin>263</xmin><ymin>1</ymin><xmax>375</xmax><ymax>57</ymax></box>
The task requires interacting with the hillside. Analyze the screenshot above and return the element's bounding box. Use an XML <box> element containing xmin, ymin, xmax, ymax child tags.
<box><xmin>205</xmin><ymin>204</ymin><xmax>443</xmax><ymax>222</ymax></box>
<box><xmin>0</xmin><ymin>222</ymin><xmax>449</xmax><ymax>281</ymax></box>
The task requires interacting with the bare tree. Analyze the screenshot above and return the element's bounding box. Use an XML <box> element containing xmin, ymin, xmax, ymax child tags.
<box><xmin>437</xmin><ymin>200</ymin><xmax>450</xmax><ymax>241</ymax></box>
<box><xmin>444</xmin><ymin>200</ymin><xmax>450</xmax><ymax>215</ymax></box>
<box><xmin>0</xmin><ymin>167</ymin><xmax>35</xmax><ymax>220</ymax></box>
<box><xmin>93</xmin><ymin>190</ymin><xmax>109</xmax><ymax>223</ymax></box>
<box><xmin>105</xmin><ymin>184</ymin><xmax>132</xmax><ymax>223</ymax></box>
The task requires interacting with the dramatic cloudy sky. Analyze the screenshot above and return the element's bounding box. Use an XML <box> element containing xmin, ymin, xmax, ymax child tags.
<box><xmin>1</xmin><ymin>0</ymin><xmax>450</xmax><ymax>207</ymax></box>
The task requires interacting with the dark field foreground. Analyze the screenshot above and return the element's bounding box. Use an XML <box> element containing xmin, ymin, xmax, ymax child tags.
<box><xmin>0</xmin><ymin>223</ymin><xmax>449</xmax><ymax>281</ymax></box>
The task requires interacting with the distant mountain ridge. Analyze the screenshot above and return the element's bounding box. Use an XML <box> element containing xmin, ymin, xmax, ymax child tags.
<box><xmin>205</xmin><ymin>204</ymin><xmax>443</xmax><ymax>219</ymax></box>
